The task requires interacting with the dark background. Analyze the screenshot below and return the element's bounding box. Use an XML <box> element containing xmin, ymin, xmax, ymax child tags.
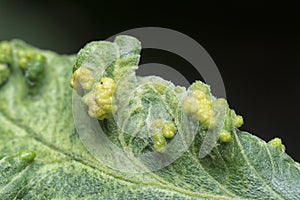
<box><xmin>0</xmin><ymin>1</ymin><xmax>299</xmax><ymax>161</ymax></box>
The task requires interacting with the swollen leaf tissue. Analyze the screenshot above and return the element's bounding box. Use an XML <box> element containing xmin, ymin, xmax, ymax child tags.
<box><xmin>0</xmin><ymin>37</ymin><xmax>299</xmax><ymax>200</ymax></box>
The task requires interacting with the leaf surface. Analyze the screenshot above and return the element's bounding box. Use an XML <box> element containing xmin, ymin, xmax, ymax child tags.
<box><xmin>0</xmin><ymin>38</ymin><xmax>299</xmax><ymax>200</ymax></box>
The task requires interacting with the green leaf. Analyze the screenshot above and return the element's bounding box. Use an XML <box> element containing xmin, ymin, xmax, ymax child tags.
<box><xmin>0</xmin><ymin>38</ymin><xmax>300</xmax><ymax>200</ymax></box>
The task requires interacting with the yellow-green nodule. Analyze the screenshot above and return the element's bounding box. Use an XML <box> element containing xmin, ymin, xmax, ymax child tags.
<box><xmin>18</xmin><ymin>150</ymin><xmax>36</xmax><ymax>162</ymax></box>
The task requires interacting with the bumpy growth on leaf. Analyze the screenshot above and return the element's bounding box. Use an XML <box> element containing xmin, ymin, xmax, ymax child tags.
<box><xmin>183</xmin><ymin>81</ymin><xmax>243</xmax><ymax>143</ymax></box>
<box><xmin>0</xmin><ymin>37</ymin><xmax>300</xmax><ymax>200</ymax></box>
<box><xmin>162</xmin><ymin>121</ymin><xmax>176</xmax><ymax>139</ymax></box>
<box><xmin>0</xmin><ymin>63</ymin><xmax>10</xmax><ymax>85</ymax></box>
<box><xmin>149</xmin><ymin>120</ymin><xmax>177</xmax><ymax>152</ymax></box>
<box><xmin>16</xmin><ymin>46</ymin><xmax>47</xmax><ymax>83</ymax></box>
<box><xmin>70</xmin><ymin>67</ymin><xmax>94</xmax><ymax>90</ymax></box>
<box><xmin>219</xmin><ymin>130</ymin><xmax>232</xmax><ymax>143</ymax></box>
<box><xmin>0</xmin><ymin>41</ymin><xmax>12</xmax><ymax>63</ymax></box>
<box><xmin>0</xmin><ymin>40</ymin><xmax>47</xmax><ymax>87</ymax></box>
<box><xmin>0</xmin><ymin>42</ymin><xmax>12</xmax><ymax>85</ymax></box>
<box><xmin>268</xmin><ymin>137</ymin><xmax>286</xmax><ymax>151</ymax></box>
<box><xmin>18</xmin><ymin>150</ymin><xmax>36</xmax><ymax>162</ymax></box>
<box><xmin>182</xmin><ymin>88</ymin><xmax>216</xmax><ymax>129</ymax></box>
<box><xmin>82</xmin><ymin>77</ymin><xmax>117</xmax><ymax>120</ymax></box>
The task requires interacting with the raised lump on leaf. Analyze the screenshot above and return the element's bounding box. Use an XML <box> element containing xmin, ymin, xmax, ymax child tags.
<box><xmin>83</xmin><ymin>77</ymin><xmax>117</xmax><ymax>120</ymax></box>
<box><xmin>0</xmin><ymin>63</ymin><xmax>10</xmax><ymax>85</ymax></box>
<box><xmin>268</xmin><ymin>137</ymin><xmax>286</xmax><ymax>151</ymax></box>
<box><xmin>70</xmin><ymin>67</ymin><xmax>95</xmax><ymax>91</ymax></box>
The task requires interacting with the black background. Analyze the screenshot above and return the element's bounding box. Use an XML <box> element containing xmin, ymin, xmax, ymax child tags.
<box><xmin>0</xmin><ymin>0</ymin><xmax>299</xmax><ymax>161</ymax></box>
